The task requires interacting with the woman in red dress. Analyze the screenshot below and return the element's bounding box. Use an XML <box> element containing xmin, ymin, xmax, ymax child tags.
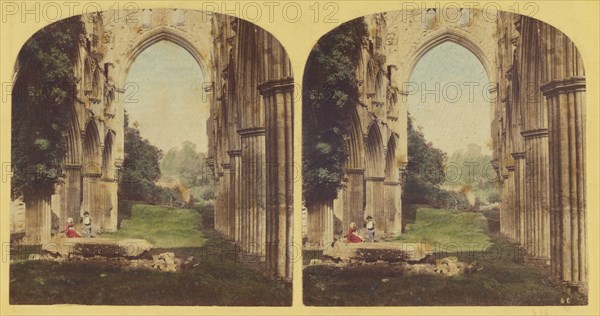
<box><xmin>346</xmin><ymin>222</ymin><xmax>363</xmax><ymax>243</ymax></box>
<box><xmin>65</xmin><ymin>217</ymin><xmax>81</xmax><ymax>238</ymax></box>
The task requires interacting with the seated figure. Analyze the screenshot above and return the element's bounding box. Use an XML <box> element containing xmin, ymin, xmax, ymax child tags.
<box><xmin>65</xmin><ymin>217</ymin><xmax>81</xmax><ymax>238</ymax></box>
<box><xmin>346</xmin><ymin>222</ymin><xmax>363</xmax><ymax>243</ymax></box>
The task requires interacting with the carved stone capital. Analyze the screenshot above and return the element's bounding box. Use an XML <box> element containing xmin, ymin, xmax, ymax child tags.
<box><xmin>257</xmin><ymin>76</ymin><xmax>294</xmax><ymax>96</ymax></box>
<box><xmin>237</xmin><ymin>127</ymin><xmax>266</xmax><ymax>137</ymax></box>
<box><xmin>511</xmin><ymin>152</ymin><xmax>526</xmax><ymax>160</ymax></box>
<box><xmin>521</xmin><ymin>128</ymin><xmax>549</xmax><ymax>139</ymax></box>
<box><xmin>541</xmin><ymin>76</ymin><xmax>586</xmax><ymax>97</ymax></box>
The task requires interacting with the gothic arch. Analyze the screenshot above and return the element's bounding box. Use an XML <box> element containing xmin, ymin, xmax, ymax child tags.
<box><xmin>116</xmin><ymin>26</ymin><xmax>209</xmax><ymax>85</ymax></box>
<box><xmin>399</xmin><ymin>28</ymin><xmax>494</xmax><ymax>87</ymax></box>
<box><xmin>65</xmin><ymin>105</ymin><xmax>82</xmax><ymax>165</ymax></box>
<box><xmin>82</xmin><ymin>119</ymin><xmax>101</xmax><ymax>175</ymax></box>
<box><xmin>385</xmin><ymin>132</ymin><xmax>399</xmax><ymax>181</ymax></box>
<box><xmin>102</xmin><ymin>130</ymin><xmax>116</xmax><ymax>179</ymax></box>
<box><xmin>346</xmin><ymin>105</ymin><xmax>365</xmax><ymax>169</ymax></box>
<box><xmin>375</xmin><ymin>67</ymin><xmax>386</xmax><ymax>101</ymax></box>
<box><xmin>92</xmin><ymin>64</ymin><xmax>102</xmax><ymax>100</ymax></box>
<box><xmin>365</xmin><ymin>120</ymin><xmax>385</xmax><ymax>178</ymax></box>
<box><xmin>365</xmin><ymin>58</ymin><xmax>378</xmax><ymax>97</ymax></box>
<box><xmin>83</xmin><ymin>57</ymin><xmax>94</xmax><ymax>96</ymax></box>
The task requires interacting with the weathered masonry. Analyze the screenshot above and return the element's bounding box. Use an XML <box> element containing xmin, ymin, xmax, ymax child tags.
<box><xmin>11</xmin><ymin>9</ymin><xmax>294</xmax><ymax>280</ymax></box>
<box><xmin>304</xmin><ymin>8</ymin><xmax>586</xmax><ymax>291</ymax></box>
<box><xmin>494</xmin><ymin>12</ymin><xmax>587</xmax><ymax>291</ymax></box>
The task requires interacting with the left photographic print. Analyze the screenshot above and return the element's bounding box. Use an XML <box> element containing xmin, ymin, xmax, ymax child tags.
<box><xmin>9</xmin><ymin>8</ymin><xmax>294</xmax><ymax>306</ymax></box>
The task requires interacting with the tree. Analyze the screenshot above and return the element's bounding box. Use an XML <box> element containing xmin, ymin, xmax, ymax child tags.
<box><xmin>11</xmin><ymin>17</ymin><xmax>85</xmax><ymax>201</ymax></box>
<box><xmin>118</xmin><ymin>112</ymin><xmax>163</xmax><ymax>202</ymax></box>
<box><xmin>403</xmin><ymin>115</ymin><xmax>448</xmax><ymax>205</ymax></box>
<box><xmin>302</xmin><ymin>17</ymin><xmax>368</xmax><ymax>205</ymax></box>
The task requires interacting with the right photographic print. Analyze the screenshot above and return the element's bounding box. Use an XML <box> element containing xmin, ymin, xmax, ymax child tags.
<box><xmin>302</xmin><ymin>7</ymin><xmax>587</xmax><ymax>306</ymax></box>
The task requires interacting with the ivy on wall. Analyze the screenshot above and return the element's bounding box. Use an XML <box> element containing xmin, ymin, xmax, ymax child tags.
<box><xmin>302</xmin><ymin>17</ymin><xmax>368</xmax><ymax>205</ymax></box>
<box><xmin>11</xmin><ymin>17</ymin><xmax>85</xmax><ymax>201</ymax></box>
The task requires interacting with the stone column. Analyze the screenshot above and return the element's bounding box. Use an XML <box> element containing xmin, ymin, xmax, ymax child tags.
<box><xmin>306</xmin><ymin>200</ymin><xmax>334</xmax><ymax>247</ymax></box>
<box><xmin>511</xmin><ymin>152</ymin><xmax>526</xmax><ymax>245</ymax></box>
<box><xmin>384</xmin><ymin>179</ymin><xmax>401</xmax><ymax>236</ymax></box>
<box><xmin>396</xmin><ymin>165</ymin><xmax>408</xmax><ymax>234</ymax></box>
<box><xmin>261</xmin><ymin>76</ymin><xmax>294</xmax><ymax>279</ymax></box>
<box><xmin>333</xmin><ymin>192</ymin><xmax>345</xmax><ymax>236</ymax></box>
<box><xmin>214</xmin><ymin>172</ymin><xmax>224</xmax><ymax>233</ymax></box>
<box><xmin>365</xmin><ymin>176</ymin><xmax>385</xmax><ymax>234</ymax></box>
<box><xmin>228</xmin><ymin>150</ymin><xmax>242</xmax><ymax>243</ymax></box>
<box><xmin>221</xmin><ymin>163</ymin><xmax>233</xmax><ymax>239</ymax></box>
<box><xmin>97</xmin><ymin>180</ymin><xmax>107</xmax><ymax>232</ymax></box>
<box><xmin>543</xmin><ymin>76</ymin><xmax>586</xmax><ymax>288</ymax></box>
<box><xmin>104</xmin><ymin>179</ymin><xmax>118</xmax><ymax>232</ymax></box>
<box><xmin>505</xmin><ymin>167</ymin><xmax>515</xmax><ymax>239</ymax></box>
<box><xmin>500</xmin><ymin>172</ymin><xmax>509</xmax><ymax>236</ymax></box>
<box><xmin>81</xmin><ymin>173</ymin><xmax>102</xmax><ymax>229</ymax></box>
<box><xmin>343</xmin><ymin>169</ymin><xmax>365</xmax><ymax>234</ymax></box>
<box><xmin>522</xmin><ymin>129</ymin><xmax>551</xmax><ymax>266</ymax></box>
<box><xmin>541</xmin><ymin>26</ymin><xmax>586</xmax><ymax>290</ymax></box>
<box><xmin>25</xmin><ymin>194</ymin><xmax>52</xmax><ymax>244</ymax></box>
<box><xmin>61</xmin><ymin>165</ymin><xmax>82</xmax><ymax>223</ymax></box>
<box><xmin>239</xmin><ymin>128</ymin><xmax>267</xmax><ymax>258</ymax></box>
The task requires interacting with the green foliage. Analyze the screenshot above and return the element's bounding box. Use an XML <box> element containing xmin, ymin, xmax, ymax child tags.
<box><xmin>119</xmin><ymin>115</ymin><xmax>210</xmax><ymax>208</ymax></box>
<box><xmin>11</xmin><ymin>17</ymin><xmax>84</xmax><ymax>200</ymax></box>
<box><xmin>403</xmin><ymin>115</ymin><xmax>449</xmax><ymax>205</ymax></box>
<box><xmin>160</xmin><ymin>141</ymin><xmax>214</xmax><ymax>204</ymax></box>
<box><xmin>119</xmin><ymin>112</ymin><xmax>164</xmax><ymax>203</ymax></box>
<box><xmin>302</xmin><ymin>17</ymin><xmax>368</xmax><ymax>204</ymax></box>
<box><xmin>487</xmin><ymin>191</ymin><xmax>501</xmax><ymax>204</ymax></box>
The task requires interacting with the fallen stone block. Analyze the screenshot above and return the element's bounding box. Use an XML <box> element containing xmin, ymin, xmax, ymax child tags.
<box><xmin>434</xmin><ymin>256</ymin><xmax>461</xmax><ymax>276</ymax></box>
<box><xmin>42</xmin><ymin>238</ymin><xmax>152</xmax><ymax>258</ymax></box>
<box><xmin>309</xmin><ymin>259</ymin><xmax>324</xmax><ymax>266</ymax></box>
<box><xmin>151</xmin><ymin>252</ymin><xmax>179</xmax><ymax>272</ymax></box>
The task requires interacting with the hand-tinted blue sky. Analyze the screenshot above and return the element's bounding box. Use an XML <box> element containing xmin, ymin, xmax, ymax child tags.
<box><xmin>407</xmin><ymin>41</ymin><xmax>492</xmax><ymax>155</ymax></box>
<box><xmin>125</xmin><ymin>40</ymin><xmax>209</xmax><ymax>153</ymax></box>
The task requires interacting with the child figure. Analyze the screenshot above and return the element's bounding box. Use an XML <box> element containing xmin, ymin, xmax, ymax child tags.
<box><xmin>65</xmin><ymin>217</ymin><xmax>80</xmax><ymax>238</ymax></box>
<box><xmin>82</xmin><ymin>211</ymin><xmax>93</xmax><ymax>238</ymax></box>
<box><xmin>365</xmin><ymin>215</ymin><xmax>375</xmax><ymax>242</ymax></box>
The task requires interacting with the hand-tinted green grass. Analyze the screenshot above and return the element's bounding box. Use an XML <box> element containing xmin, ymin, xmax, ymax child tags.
<box><xmin>304</xmin><ymin>206</ymin><xmax>587</xmax><ymax>306</ymax></box>
<box><xmin>393</xmin><ymin>207</ymin><xmax>490</xmax><ymax>250</ymax></box>
<box><xmin>103</xmin><ymin>204</ymin><xmax>206</xmax><ymax>248</ymax></box>
<box><xmin>10</xmin><ymin>204</ymin><xmax>291</xmax><ymax>305</ymax></box>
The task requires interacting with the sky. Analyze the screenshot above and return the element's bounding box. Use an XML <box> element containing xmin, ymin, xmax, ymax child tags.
<box><xmin>407</xmin><ymin>41</ymin><xmax>493</xmax><ymax>156</ymax></box>
<box><xmin>125</xmin><ymin>40</ymin><xmax>210</xmax><ymax>154</ymax></box>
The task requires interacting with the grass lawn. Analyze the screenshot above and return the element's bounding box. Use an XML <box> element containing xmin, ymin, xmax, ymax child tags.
<box><xmin>10</xmin><ymin>204</ymin><xmax>291</xmax><ymax>306</ymax></box>
<box><xmin>102</xmin><ymin>204</ymin><xmax>206</xmax><ymax>248</ymax></box>
<box><xmin>393</xmin><ymin>207</ymin><xmax>490</xmax><ymax>250</ymax></box>
<box><xmin>303</xmin><ymin>205</ymin><xmax>587</xmax><ymax>306</ymax></box>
